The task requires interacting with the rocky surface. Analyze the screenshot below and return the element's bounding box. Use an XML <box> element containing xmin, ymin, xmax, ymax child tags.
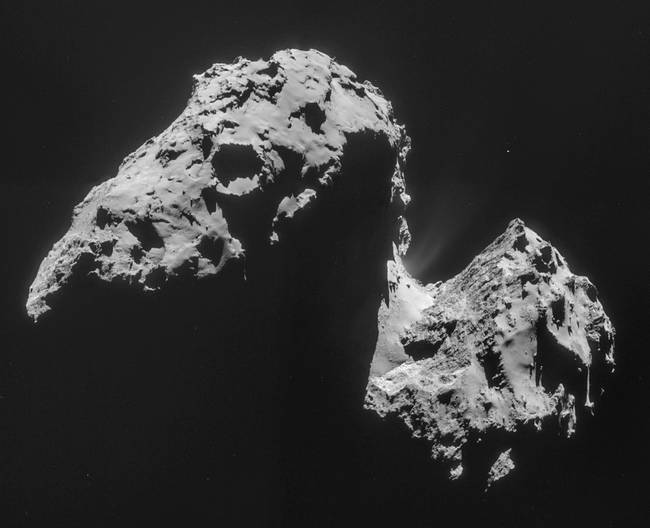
<box><xmin>365</xmin><ymin>218</ymin><xmax>615</xmax><ymax>482</ymax></box>
<box><xmin>27</xmin><ymin>48</ymin><xmax>616</xmax><ymax>489</ymax></box>
<box><xmin>27</xmin><ymin>49</ymin><xmax>410</xmax><ymax>320</ymax></box>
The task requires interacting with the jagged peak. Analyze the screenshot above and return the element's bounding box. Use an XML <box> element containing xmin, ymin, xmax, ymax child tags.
<box><xmin>367</xmin><ymin>218</ymin><xmax>615</xmax><ymax>486</ymax></box>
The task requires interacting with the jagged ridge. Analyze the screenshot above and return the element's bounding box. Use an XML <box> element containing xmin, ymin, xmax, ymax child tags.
<box><xmin>366</xmin><ymin>218</ymin><xmax>615</xmax><ymax>482</ymax></box>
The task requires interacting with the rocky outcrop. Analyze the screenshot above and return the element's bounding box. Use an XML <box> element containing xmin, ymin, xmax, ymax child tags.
<box><xmin>366</xmin><ymin>219</ymin><xmax>615</xmax><ymax>482</ymax></box>
<box><xmin>486</xmin><ymin>448</ymin><xmax>515</xmax><ymax>489</ymax></box>
<box><xmin>27</xmin><ymin>49</ymin><xmax>410</xmax><ymax>320</ymax></box>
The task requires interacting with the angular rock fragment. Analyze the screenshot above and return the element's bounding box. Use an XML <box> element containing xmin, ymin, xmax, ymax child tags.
<box><xmin>365</xmin><ymin>219</ymin><xmax>615</xmax><ymax>482</ymax></box>
<box><xmin>27</xmin><ymin>49</ymin><xmax>410</xmax><ymax>320</ymax></box>
<box><xmin>486</xmin><ymin>448</ymin><xmax>515</xmax><ymax>490</ymax></box>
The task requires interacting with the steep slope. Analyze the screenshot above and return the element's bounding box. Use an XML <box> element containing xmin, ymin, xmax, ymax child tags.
<box><xmin>366</xmin><ymin>219</ymin><xmax>615</xmax><ymax>482</ymax></box>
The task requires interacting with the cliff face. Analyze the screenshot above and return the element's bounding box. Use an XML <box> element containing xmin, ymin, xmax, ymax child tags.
<box><xmin>27</xmin><ymin>49</ymin><xmax>410</xmax><ymax>320</ymax></box>
<box><xmin>366</xmin><ymin>219</ymin><xmax>615</xmax><ymax>482</ymax></box>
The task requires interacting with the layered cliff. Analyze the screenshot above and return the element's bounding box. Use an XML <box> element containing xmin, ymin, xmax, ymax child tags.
<box><xmin>366</xmin><ymin>219</ymin><xmax>615</xmax><ymax>482</ymax></box>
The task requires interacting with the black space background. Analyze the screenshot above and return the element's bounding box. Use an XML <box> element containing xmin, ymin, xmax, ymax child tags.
<box><xmin>1</xmin><ymin>1</ymin><xmax>648</xmax><ymax>527</ymax></box>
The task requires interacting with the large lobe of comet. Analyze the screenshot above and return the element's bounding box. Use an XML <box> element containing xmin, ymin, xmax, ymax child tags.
<box><xmin>27</xmin><ymin>49</ymin><xmax>410</xmax><ymax>320</ymax></box>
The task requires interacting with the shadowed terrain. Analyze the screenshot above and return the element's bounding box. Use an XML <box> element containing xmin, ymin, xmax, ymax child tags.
<box><xmin>8</xmin><ymin>133</ymin><xmax>401</xmax><ymax>526</ymax></box>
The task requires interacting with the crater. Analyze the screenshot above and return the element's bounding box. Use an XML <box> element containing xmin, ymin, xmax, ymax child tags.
<box><xmin>212</xmin><ymin>143</ymin><xmax>263</xmax><ymax>185</ymax></box>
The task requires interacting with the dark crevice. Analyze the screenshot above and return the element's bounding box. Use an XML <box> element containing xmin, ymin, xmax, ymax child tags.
<box><xmin>100</xmin><ymin>240</ymin><xmax>115</xmax><ymax>256</ymax></box>
<box><xmin>196</xmin><ymin>236</ymin><xmax>224</xmax><ymax>264</ymax></box>
<box><xmin>404</xmin><ymin>339</ymin><xmax>444</xmax><ymax>361</ymax></box>
<box><xmin>340</xmin><ymin>80</ymin><xmax>366</xmax><ymax>98</ymax></box>
<box><xmin>290</xmin><ymin>103</ymin><xmax>327</xmax><ymax>134</ymax></box>
<box><xmin>258</xmin><ymin>61</ymin><xmax>279</xmax><ymax>78</ymax></box>
<box><xmin>267</xmin><ymin>81</ymin><xmax>284</xmax><ymax>102</ymax></box>
<box><xmin>126</xmin><ymin>218</ymin><xmax>165</xmax><ymax>251</ymax></box>
<box><xmin>519</xmin><ymin>272</ymin><xmax>538</xmax><ymax>288</ymax></box>
<box><xmin>130</xmin><ymin>246</ymin><xmax>144</xmax><ymax>263</ymax></box>
<box><xmin>171</xmin><ymin>256</ymin><xmax>199</xmax><ymax>281</ymax></box>
<box><xmin>437</xmin><ymin>389</ymin><xmax>453</xmax><ymax>405</ymax></box>
<box><xmin>96</xmin><ymin>206</ymin><xmax>119</xmax><ymax>229</ymax></box>
<box><xmin>144</xmin><ymin>268</ymin><xmax>167</xmax><ymax>289</ymax></box>
<box><xmin>201</xmin><ymin>186</ymin><xmax>218</xmax><ymax>214</ymax></box>
<box><xmin>156</xmin><ymin>148</ymin><xmax>183</xmax><ymax>165</ymax></box>
<box><xmin>73</xmin><ymin>252</ymin><xmax>100</xmax><ymax>277</ymax></box>
<box><xmin>222</xmin><ymin>80</ymin><xmax>255</xmax><ymax>107</ymax></box>
<box><xmin>214</xmin><ymin>146</ymin><xmax>305</xmax><ymax>251</ymax></box>
<box><xmin>566</xmin><ymin>277</ymin><xmax>576</xmax><ymax>293</ymax></box>
<box><xmin>479</xmin><ymin>348</ymin><xmax>506</xmax><ymax>388</ymax></box>
<box><xmin>200</xmin><ymin>134</ymin><xmax>213</xmax><ymax>159</ymax></box>
<box><xmin>240</xmin><ymin>80</ymin><xmax>255</xmax><ymax>104</ymax></box>
<box><xmin>301</xmin><ymin>164</ymin><xmax>325</xmax><ymax>184</ymax></box>
<box><xmin>513</xmin><ymin>232</ymin><xmax>528</xmax><ymax>252</ymax></box>
<box><xmin>211</xmin><ymin>143</ymin><xmax>263</xmax><ymax>185</ymax></box>
<box><xmin>535</xmin><ymin>318</ymin><xmax>585</xmax><ymax>405</ymax></box>
<box><xmin>181</xmin><ymin>211</ymin><xmax>198</xmax><ymax>225</ymax></box>
<box><xmin>444</xmin><ymin>320</ymin><xmax>457</xmax><ymax>335</ymax></box>
<box><xmin>550</xmin><ymin>297</ymin><xmax>566</xmax><ymax>327</ymax></box>
<box><xmin>533</xmin><ymin>245</ymin><xmax>557</xmax><ymax>274</ymax></box>
<box><xmin>585</xmin><ymin>282</ymin><xmax>598</xmax><ymax>302</ymax></box>
<box><xmin>303</xmin><ymin>102</ymin><xmax>326</xmax><ymax>133</ymax></box>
